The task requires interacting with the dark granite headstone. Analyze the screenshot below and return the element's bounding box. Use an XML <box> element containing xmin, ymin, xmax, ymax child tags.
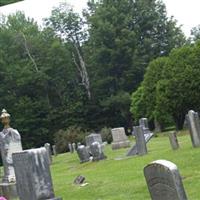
<box><xmin>144</xmin><ymin>160</ymin><xmax>188</xmax><ymax>200</ymax></box>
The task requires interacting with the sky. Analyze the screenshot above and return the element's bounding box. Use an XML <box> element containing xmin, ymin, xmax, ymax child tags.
<box><xmin>0</xmin><ymin>0</ymin><xmax>200</xmax><ymax>37</ymax></box>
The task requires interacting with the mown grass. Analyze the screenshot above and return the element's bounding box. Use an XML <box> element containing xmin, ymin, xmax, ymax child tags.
<box><xmin>51</xmin><ymin>130</ymin><xmax>200</xmax><ymax>200</ymax></box>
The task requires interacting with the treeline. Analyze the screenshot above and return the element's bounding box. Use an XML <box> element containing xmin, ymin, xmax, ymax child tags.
<box><xmin>131</xmin><ymin>41</ymin><xmax>200</xmax><ymax>131</ymax></box>
<box><xmin>0</xmin><ymin>0</ymin><xmax>185</xmax><ymax>148</ymax></box>
<box><xmin>0</xmin><ymin>0</ymin><xmax>22</xmax><ymax>6</ymax></box>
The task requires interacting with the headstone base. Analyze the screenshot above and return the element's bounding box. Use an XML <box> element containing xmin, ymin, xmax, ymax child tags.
<box><xmin>0</xmin><ymin>182</ymin><xmax>18</xmax><ymax>200</ymax></box>
<box><xmin>46</xmin><ymin>198</ymin><xmax>62</xmax><ymax>200</ymax></box>
<box><xmin>111</xmin><ymin>141</ymin><xmax>130</xmax><ymax>150</ymax></box>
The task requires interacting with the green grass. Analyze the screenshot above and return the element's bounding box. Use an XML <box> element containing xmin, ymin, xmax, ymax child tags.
<box><xmin>51</xmin><ymin>131</ymin><xmax>200</xmax><ymax>200</ymax></box>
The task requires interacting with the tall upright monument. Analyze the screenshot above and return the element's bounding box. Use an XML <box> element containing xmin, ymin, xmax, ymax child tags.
<box><xmin>0</xmin><ymin>109</ymin><xmax>23</xmax><ymax>199</ymax></box>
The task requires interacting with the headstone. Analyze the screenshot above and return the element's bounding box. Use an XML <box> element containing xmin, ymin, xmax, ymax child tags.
<box><xmin>139</xmin><ymin>118</ymin><xmax>149</xmax><ymax>129</ymax></box>
<box><xmin>85</xmin><ymin>134</ymin><xmax>102</xmax><ymax>147</ymax></box>
<box><xmin>127</xmin><ymin>120</ymin><xmax>154</xmax><ymax>157</ymax></box>
<box><xmin>111</xmin><ymin>128</ymin><xmax>130</xmax><ymax>150</ymax></box>
<box><xmin>154</xmin><ymin>119</ymin><xmax>162</xmax><ymax>133</ymax></box>
<box><xmin>77</xmin><ymin>145</ymin><xmax>90</xmax><ymax>163</ymax></box>
<box><xmin>139</xmin><ymin>117</ymin><xmax>152</xmax><ymax>135</ymax></box>
<box><xmin>12</xmin><ymin>147</ymin><xmax>62</xmax><ymax>200</ymax></box>
<box><xmin>187</xmin><ymin>110</ymin><xmax>200</xmax><ymax>147</ymax></box>
<box><xmin>72</xmin><ymin>143</ymin><xmax>76</xmax><ymax>152</ymax></box>
<box><xmin>77</xmin><ymin>142</ymin><xmax>81</xmax><ymax>147</ymax></box>
<box><xmin>134</xmin><ymin>126</ymin><xmax>147</xmax><ymax>156</ymax></box>
<box><xmin>90</xmin><ymin>142</ymin><xmax>107</xmax><ymax>161</ymax></box>
<box><xmin>52</xmin><ymin>145</ymin><xmax>57</xmax><ymax>156</ymax></box>
<box><xmin>126</xmin><ymin>131</ymin><xmax>153</xmax><ymax>157</ymax></box>
<box><xmin>68</xmin><ymin>143</ymin><xmax>73</xmax><ymax>153</ymax></box>
<box><xmin>74</xmin><ymin>175</ymin><xmax>85</xmax><ymax>185</ymax></box>
<box><xmin>0</xmin><ymin>109</ymin><xmax>22</xmax><ymax>199</ymax></box>
<box><xmin>144</xmin><ymin>160</ymin><xmax>188</xmax><ymax>200</ymax></box>
<box><xmin>168</xmin><ymin>132</ymin><xmax>179</xmax><ymax>150</ymax></box>
<box><xmin>44</xmin><ymin>143</ymin><xmax>52</xmax><ymax>165</ymax></box>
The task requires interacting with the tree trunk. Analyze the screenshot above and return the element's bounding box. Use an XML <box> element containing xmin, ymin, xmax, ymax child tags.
<box><xmin>73</xmin><ymin>44</ymin><xmax>91</xmax><ymax>100</ymax></box>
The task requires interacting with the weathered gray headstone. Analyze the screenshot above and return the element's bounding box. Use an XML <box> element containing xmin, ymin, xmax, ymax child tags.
<box><xmin>85</xmin><ymin>134</ymin><xmax>102</xmax><ymax>147</ymax></box>
<box><xmin>77</xmin><ymin>145</ymin><xmax>90</xmax><ymax>163</ymax></box>
<box><xmin>139</xmin><ymin>118</ymin><xmax>149</xmax><ymax>129</ymax></box>
<box><xmin>111</xmin><ymin>127</ymin><xmax>130</xmax><ymax>150</ymax></box>
<box><xmin>144</xmin><ymin>160</ymin><xmax>188</xmax><ymax>200</ymax></box>
<box><xmin>0</xmin><ymin>128</ymin><xmax>23</xmax><ymax>183</ymax></box>
<box><xmin>52</xmin><ymin>145</ymin><xmax>57</xmax><ymax>156</ymax></box>
<box><xmin>68</xmin><ymin>143</ymin><xmax>73</xmax><ymax>153</ymax></box>
<box><xmin>187</xmin><ymin>110</ymin><xmax>200</xmax><ymax>147</ymax></box>
<box><xmin>126</xmin><ymin>130</ymin><xmax>153</xmax><ymax>157</ymax></box>
<box><xmin>77</xmin><ymin>142</ymin><xmax>81</xmax><ymax>147</ymax></box>
<box><xmin>90</xmin><ymin>142</ymin><xmax>107</xmax><ymax>161</ymax></box>
<box><xmin>44</xmin><ymin>143</ymin><xmax>52</xmax><ymax>165</ymax></box>
<box><xmin>72</xmin><ymin>143</ymin><xmax>76</xmax><ymax>152</ymax></box>
<box><xmin>12</xmin><ymin>147</ymin><xmax>62</xmax><ymax>200</ymax></box>
<box><xmin>168</xmin><ymin>132</ymin><xmax>179</xmax><ymax>150</ymax></box>
<box><xmin>139</xmin><ymin>117</ymin><xmax>152</xmax><ymax>135</ymax></box>
<box><xmin>0</xmin><ymin>109</ymin><xmax>22</xmax><ymax>199</ymax></box>
<box><xmin>134</xmin><ymin>126</ymin><xmax>147</xmax><ymax>156</ymax></box>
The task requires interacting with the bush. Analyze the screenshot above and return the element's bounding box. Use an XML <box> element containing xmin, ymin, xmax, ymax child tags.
<box><xmin>54</xmin><ymin>126</ymin><xmax>87</xmax><ymax>153</ymax></box>
<box><xmin>100</xmin><ymin>127</ymin><xmax>112</xmax><ymax>144</ymax></box>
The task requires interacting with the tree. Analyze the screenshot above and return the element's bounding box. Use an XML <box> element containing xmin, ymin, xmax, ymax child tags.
<box><xmin>0</xmin><ymin>12</ymin><xmax>90</xmax><ymax>148</ymax></box>
<box><xmin>191</xmin><ymin>25</ymin><xmax>200</xmax><ymax>42</ymax></box>
<box><xmin>84</xmin><ymin>0</ymin><xmax>185</xmax><ymax>128</ymax></box>
<box><xmin>0</xmin><ymin>0</ymin><xmax>22</xmax><ymax>6</ymax></box>
<box><xmin>156</xmin><ymin>43</ymin><xmax>200</xmax><ymax>129</ymax></box>
<box><xmin>131</xmin><ymin>42</ymin><xmax>200</xmax><ymax>130</ymax></box>
<box><xmin>46</xmin><ymin>3</ymin><xmax>91</xmax><ymax>99</ymax></box>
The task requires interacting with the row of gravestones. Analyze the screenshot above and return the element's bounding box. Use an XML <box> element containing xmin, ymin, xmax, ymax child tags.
<box><xmin>168</xmin><ymin>110</ymin><xmax>200</xmax><ymax>150</ymax></box>
<box><xmin>0</xmin><ymin>109</ymin><xmax>62</xmax><ymax>200</ymax></box>
<box><xmin>69</xmin><ymin>118</ymin><xmax>154</xmax><ymax>163</ymax></box>
<box><xmin>68</xmin><ymin>109</ymin><xmax>200</xmax><ymax>164</ymax></box>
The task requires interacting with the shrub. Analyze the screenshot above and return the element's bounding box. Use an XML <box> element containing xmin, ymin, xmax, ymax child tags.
<box><xmin>54</xmin><ymin>126</ymin><xmax>87</xmax><ymax>153</ymax></box>
<box><xmin>100</xmin><ymin>127</ymin><xmax>112</xmax><ymax>144</ymax></box>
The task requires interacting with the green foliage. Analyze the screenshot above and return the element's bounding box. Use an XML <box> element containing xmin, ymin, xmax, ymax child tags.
<box><xmin>54</xmin><ymin>126</ymin><xmax>87</xmax><ymax>153</ymax></box>
<box><xmin>0</xmin><ymin>12</ymin><xmax>88</xmax><ymax>148</ymax></box>
<box><xmin>191</xmin><ymin>25</ymin><xmax>200</xmax><ymax>42</ymax></box>
<box><xmin>156</xmin><ymin>43</ymin><xmax>200</xmax><ymax>129</ymax></box>
<box><xmin>85</xmin><ymin>0</ymin><xmax>185</xmax><ymax>128</ymax></box>
<box><xmin>0</xmin><ymin>0</ymin><xmax>186</xmax><ymax>148</ymax></box>
<box><xmin>130</xmin><ymin>86</ymin><xmax>146</xmax><ymax>121</ymax></box>
<box><xmin>131</xmin><ymin>42</ymin><xmax>200</xmax><ymax>130</ymax></box>
<box><xmin>100</xmin><ymin>127</ymin><xmax>112</xmax><ymax>144</ymax></box>
<box><xmin>0</xmin><ymin>0</ymin><xmax>22</xmax><ymax>6</ymax></box>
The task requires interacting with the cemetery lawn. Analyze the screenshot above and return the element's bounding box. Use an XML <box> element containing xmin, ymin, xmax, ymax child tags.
<box><xmin>51</xmin><ymin>131</ymin><xmax>199</xmax><ymax>200</ymax></box>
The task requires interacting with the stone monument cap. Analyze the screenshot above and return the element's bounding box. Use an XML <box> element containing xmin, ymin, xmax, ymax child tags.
<box><xmin>0</xmin><ymin>109</ymin><xmax>10</xmax><ymax>119</ymax></box>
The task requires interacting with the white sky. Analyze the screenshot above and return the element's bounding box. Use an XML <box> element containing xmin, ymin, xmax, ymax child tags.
<box><xmin>0</xmin><ymin>0</ymin><xmax>200</xmax><ymax>37</ymax></box>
